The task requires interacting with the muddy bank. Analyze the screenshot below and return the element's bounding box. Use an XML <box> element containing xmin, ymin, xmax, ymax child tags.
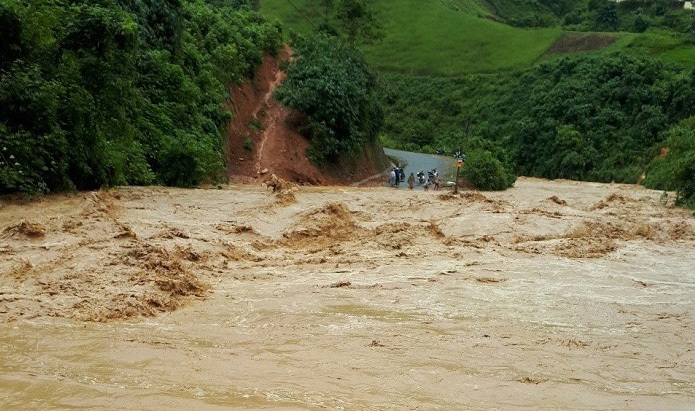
<box><xmin>1</xmin><ymin>178</ymin><xmax>695</xmax><ymax>408</ymax></box>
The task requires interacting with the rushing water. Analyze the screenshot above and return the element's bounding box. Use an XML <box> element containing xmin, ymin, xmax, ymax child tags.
<box><xmin>2</xmin><ymin>180</ymin><xmax>695</xmax><ymax>409</ymax></box>
<box><xmin>2</xmin><ymin>242</ymin><xmax>695</xmax><ymax>409</ymax></box>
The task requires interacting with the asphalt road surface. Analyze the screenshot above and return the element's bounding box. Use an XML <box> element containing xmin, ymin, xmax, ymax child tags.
<box><xmin>383</xmin><ymin>148</ymin><xmax>455</xmax><ymax>189</ymax></box>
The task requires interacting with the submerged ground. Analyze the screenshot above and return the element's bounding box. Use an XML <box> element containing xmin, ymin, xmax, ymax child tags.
<box><xmin>1</xmin><ymin>179</ymin><xmax>694</xmax><ymax>409</ymax></box>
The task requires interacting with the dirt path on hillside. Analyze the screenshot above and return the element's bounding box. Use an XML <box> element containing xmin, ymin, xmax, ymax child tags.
<box><xmin>254</xmin><ymin>62</ymin><xmax>287</xmax><ymax>176</ymax></box>
<box><xmin>1</xmin><ymin>179</ymin><xmax>695</xmax><ymax>409</ymax></box>
<box><xmin>227</xmin><ymin>48</ymin><xmax>332</xmax><ymax>185</ymax></box>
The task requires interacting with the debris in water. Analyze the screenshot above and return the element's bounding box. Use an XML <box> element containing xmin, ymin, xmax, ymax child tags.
<box><xmin>548</xmin><ymin>195</ymin><xmax>567</xmax><ymax>206</ymax></box>
<box><xmin>3</xmin><ymin>221</ymin><xmax>45</xmax><ymax>238</ymax></box>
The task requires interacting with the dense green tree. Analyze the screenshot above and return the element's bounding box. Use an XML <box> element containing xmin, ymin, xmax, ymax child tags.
<box><xmin>275</xmin><ymin>34</ymin><xmax>381</xmax><ymax>161</ymax></box>
<box><xmin>651</xmin><ymin>0</ymin><xmax>670</xmax><ymax>17</ymax></box>
<box><xmin>0</xmin><ymin>3</ymin><xmax>23</xmax><ymax>71</ymax></box>
<box><xmin>0</xmin><ymin>0</ymin><xmax>281</xmax><ymax>194</ymax></box>
<box><xmin>633</xmin><ymin>10</ymin><xmax>651</xmax><ymax>33</ymax></box>
<box><xmin>595</xmin><ymin>0</ymin><xmax>619</xmax><ymax>31</ymax></box>
<box><xmin>336</xmin><ymin>0</ymin><xmax>382</xmax><ymax>45</ymax></box>
<box><xmin>645</xmin><ymin>119</ymin><xmax>695</xmax><ymax>209</ymax></box>
<box><xmin>546</xmin><ymin>125</ymin><xmax>596</xmax><ymax>180</ymax></box>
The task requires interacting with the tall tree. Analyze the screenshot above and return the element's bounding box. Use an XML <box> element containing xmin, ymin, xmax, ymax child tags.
<box><xmin>336</xmin><ymin>0</ymin><xmax>382</xmax><ymax>45</ymax></box>
<box><xmin>275</xmin><ymin>34</ymin><xmax>382</xmax><ymax>161</ymax></box>
<box><xmin>595</xmin><ymin>0</ymin><xmax>619</xmax><ymax>31</ymax></box>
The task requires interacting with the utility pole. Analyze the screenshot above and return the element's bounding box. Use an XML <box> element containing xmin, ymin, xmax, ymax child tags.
<box><xmin>453</xmin><ymin>120</ymin><xmax>469</xmax><ymax>195</ymax></box>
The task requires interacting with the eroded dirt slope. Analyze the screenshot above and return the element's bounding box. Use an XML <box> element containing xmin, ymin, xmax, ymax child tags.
<box><xmin>226</xmin><ymin>47</ymin><xmax>387</xmax><ymax>185</ymax></box>
<box><xmin>1</xmin><ymin>178</ymin><xmax>694</xmax><ymax>409</ymax></box>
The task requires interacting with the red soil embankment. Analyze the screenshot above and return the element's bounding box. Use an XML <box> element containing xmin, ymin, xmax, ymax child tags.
<box><xmin>226</xmin><ymin>46</ymin><xmax>388</xmax><ymax>185</ymax></box>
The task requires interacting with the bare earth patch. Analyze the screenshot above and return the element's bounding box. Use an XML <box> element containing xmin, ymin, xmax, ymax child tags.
<box><xmin>546</xmin><ymin>33</ymin><xmax>617</xmax><ymax>54</ymax></box>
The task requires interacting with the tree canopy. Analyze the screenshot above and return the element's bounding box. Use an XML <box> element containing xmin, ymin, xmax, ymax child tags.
<box><xmin>0</xmin><ymin>0</ymin><xmax>281</xmax><ymax>194</ymax></box>
<box><xmin>380</xmin><ymin>53</ymin><xmax>695</xmax><ymax>185</ymax></box>
<box><xmin>645</xmin><ymin>118</ymin><xmax>695</xmax><ymax>209</ymax></box>
<box><xmin>274</xmin><ymin>34</ymin><xmax>382</xmax><ymax>162</ymax></box>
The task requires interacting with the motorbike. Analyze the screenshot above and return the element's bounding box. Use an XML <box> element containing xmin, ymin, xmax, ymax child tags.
<box><xmin>427</xmin><ymin>168</ymin><xmax>438</xmax><ymax>181</ymax></box>
<box><xmin>416</xmin><ymin>171</ymin><xmax>426</xmax><ymax>185</ymax></box>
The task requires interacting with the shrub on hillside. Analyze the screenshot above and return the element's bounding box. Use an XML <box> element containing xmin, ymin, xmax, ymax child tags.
<box><xmin>645</xmin><ymin>121</ymin><xmax>695</xmax><ymax>209</ymax></box>
<box><xmin>275</xmin><ymin>34</ymin><xmax>382</xmax><ymax>162</ymax></box>
<box><xmin>509</xmin><ymin>54</ymin><xmax>695</xmax><ymax>183</ymax></box>
<box><xmin>462</xmin><ymin>149</ymin><xmax>516</xmax><ymax>191</ymax></box>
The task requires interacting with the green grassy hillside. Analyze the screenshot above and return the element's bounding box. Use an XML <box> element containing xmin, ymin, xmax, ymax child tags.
<box><xmin>259</xmin><ymin>0</ymin><xmax>561</xmax><ymax>75</ymax></box>
<box><xmin>361</xmin><ymin>0</ymin><xmax>561</xmax><ymax>75</ymax></box>
<box><xmin>616</xmin><ymin>31</ymin><xmax>695</xmax><ymax>67</ymax></box>
<box><xmin>259</xmin><ymin>0</ymin><xmax>695</xmax><ymax>74</ymax></box>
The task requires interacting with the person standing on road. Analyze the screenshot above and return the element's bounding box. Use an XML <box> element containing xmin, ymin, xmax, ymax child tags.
<box><xmin>407</xmin><ymin>172</ymin><xmax>415</xmax><ymax>190</ymax></box>
<box><xmin>389</xmin><ymin>169</ymin><xmax>397</xmax><ymax>187</ymax></box>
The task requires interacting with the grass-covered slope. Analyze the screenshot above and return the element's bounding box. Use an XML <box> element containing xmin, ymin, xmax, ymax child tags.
<box><xmin>259</xmin><ymin>0</ymin><xmax>561</xmax><ymax>75</ymax></box>
<box><xmin>260</xmin><ymin>0</ymin><xmax>695</xmax><ymax>74</ymax></box>
<box><xmin>615</xmin><ymin>31</ymin><xmax>695</xmax><ymax>68</ymax></box>
<box><xmin>361</xmin><ymin>0</ymin><xmax>561</xmax><ymax>75</ymax></box>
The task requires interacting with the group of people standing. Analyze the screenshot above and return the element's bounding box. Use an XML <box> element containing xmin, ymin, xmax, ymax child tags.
<box><xmin>390</xmin><ymin>167</ymin><xmax>440</xmax><ymax>190</ymax></box>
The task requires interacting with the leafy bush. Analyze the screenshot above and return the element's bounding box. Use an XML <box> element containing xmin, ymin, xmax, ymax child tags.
<box><xmin>275</xmin><ymin>34</ymin><xmax>382</xmax><ymax>162</ymax></box>
<box><xmin>249</xmin><ymin>119</ymin><xmax>264</xmax><ymax>132</ymax></box>
<box><xmin>462</xmin><ymin>149</ymin><xmax>516</xmax><ymax>191</ymax></box>
<box><xmin>243</xmin><ymin>137</ymin><xmax>253</xmax><ymax>152</ymax></box>
<box><xmin>645</xmin><ymin>121</ymin><xmax>695</xmax><ymax>209</ymax></box>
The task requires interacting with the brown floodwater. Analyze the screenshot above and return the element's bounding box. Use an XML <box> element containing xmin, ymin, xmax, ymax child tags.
<box><xmin>1</xmin><ymin>179</ymin><xmax>695</xmax><ymax>409</ymax></box>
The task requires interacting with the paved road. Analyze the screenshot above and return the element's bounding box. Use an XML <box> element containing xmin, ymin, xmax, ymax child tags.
<box><xmin>383</xmin><ymin>148</ymin><xmax>455</xmax><ymax>190</ymax></box>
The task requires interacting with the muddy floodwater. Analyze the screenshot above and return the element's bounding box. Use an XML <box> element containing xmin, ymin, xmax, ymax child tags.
<box><xmin>1</xmin><ymin>178</ymin><xmax>695</xmax><ymax>409</ymax></box>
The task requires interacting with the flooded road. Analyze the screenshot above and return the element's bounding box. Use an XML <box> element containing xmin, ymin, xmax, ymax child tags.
<box><xmin>1</xmin><ymin>179</ymin><xmax>695</xmax><ymax>409</ymax></box>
